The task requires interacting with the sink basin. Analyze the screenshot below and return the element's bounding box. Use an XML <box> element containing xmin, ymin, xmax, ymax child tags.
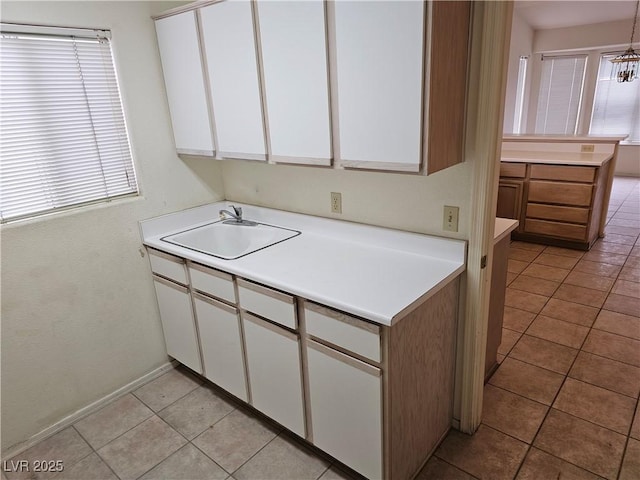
<box><xmin>161</xmin><ymin>221</ymin><xmax>300</xmax><ymax>260</ymax></box>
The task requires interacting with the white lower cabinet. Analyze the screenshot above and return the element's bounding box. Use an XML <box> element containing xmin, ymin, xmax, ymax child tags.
<box><xmin>307</xmin><ymin>340</ymin><xmax>383</xmax><ymax>480</ymax></box>
<box><xmin>193</xmin><ymin>293</ymin><xmax>247</xmax><ymax>402</ymax></box>
<box><xmin>152</xmin><ymin>276</ymin><xmax>202</xmax><ymax>374</ymax></box>
<box><xmin>242</xmin><ymin>312</ymin><xmax>305</xmax><ymax>437</ymax></box>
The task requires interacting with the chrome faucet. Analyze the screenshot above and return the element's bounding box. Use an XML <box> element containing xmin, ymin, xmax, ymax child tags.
<box><xmin>219</xmin><ymin>205</ymin><xmax>257</xmax><ymax>226</ymax></box>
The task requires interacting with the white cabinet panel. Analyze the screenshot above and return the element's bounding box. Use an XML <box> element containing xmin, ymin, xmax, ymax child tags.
<box><xmin>307</xmin><ymin>341</ymin><xmax>382</xmax><ymax>480</ymax></box>
<box><xmin>153</xmin><ymin>276</ymin><xmax>202</xmax><ymax>374</ymax></box>
<box><xmin>257</xmin><ymin>1</ymin><xmax>332</xmax><ymax>164</ymax></box>
<box><xmin>243</xmin><ymin>313</ymin><xmax>305</xmax><ymax>437</ymax></box>
<box><xmin>155</xmin><ymin>11</ymin><xmax>214</xmax><ymax>156</ymax></box>
<box><xmin>333</xmin><ymin>1</ymin><xmax>424</xmax><ymax>171</ymax></box>
<box><xmin>189</xmin><ymin>263</ymin><xmax>236</xmax><ymax>304</ymax></box>
<box><xmin>194</xmin><ymin>294</ymin><xmax>247</xmax><ymax>401</ymax></box>
<box><xmin>148</xmin><ymin>249</ymin><xmax>188</xmax><ymax>286</ymax></box>
<box><xmin>199</xmin><ymin>1</ymin><xmax>266</xmax><ymax>160</ymax></box>
<box><xmin>237</xmin><ymin>280</ymin><xmax>297</xmax><ymax>330</ymax></box>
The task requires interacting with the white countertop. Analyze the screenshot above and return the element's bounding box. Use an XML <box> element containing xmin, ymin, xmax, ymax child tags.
<box><xmin>140</xmin><ymin>202</ymin><xmax>467</xmax><ymax>326</ymax></box>
<box><xmin>494</xmin><ymin>218</ymin><xmax>518</xmax><ymax>244</ymax></box>
<box><xmin>501</xmin><ymin>150</ymin><xmax>613</xmax><ymax>167</ymax></box>
<box><xmin>503</xmin><ymin>134</ymin><xmax>627</xmax><ymax>143</ymax></box>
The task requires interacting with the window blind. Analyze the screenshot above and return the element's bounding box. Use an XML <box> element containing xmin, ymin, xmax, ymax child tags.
<box><xmin>0</xmin><ymin>25</ymin><xmax>137</xmax><ymax>223</ymax></box>
<box><xmin>590</xmin><ymin>54</ymin><xmax>640</xmax><ymax>143</ymax></box>
<box><xmin>512</xmin><ymin>56</ymin><xmax>528</xmax><ymax>134</ymax></box>
<box><xmin>535</xmin><ymin>54</ymin><xmax>587</xmax><ymax>135</ymax></box>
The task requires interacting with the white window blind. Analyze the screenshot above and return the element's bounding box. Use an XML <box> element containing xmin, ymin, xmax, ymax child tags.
<box><xmin>590</xmin><ymin>54</ymin><xmax>640</xmax><ymax>143</ymax></box>
<box><xmin>512</xmin><ymin>56</ymin><xmax>528</xmax><ymax>134</ymax></box>
<box><xmin>0</xmin><ymin>24</ymin><xmax>137</xmax><ymax>223</ymax></box>
<box><xmin>535</xmin><ymin>54</ymin><xmax>587</xmax><ymax>135</ymax></box>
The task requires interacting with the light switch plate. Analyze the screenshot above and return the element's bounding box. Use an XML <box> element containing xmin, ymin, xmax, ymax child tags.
<box><xmin>443</xmin><ymin>205</ymin><xmax>459</xmax><ymax>232</ymax></box>
<box><xmin>331</xmin><ymin>192</ymin><xmax>342</xmax><ymax>214</ymax></box>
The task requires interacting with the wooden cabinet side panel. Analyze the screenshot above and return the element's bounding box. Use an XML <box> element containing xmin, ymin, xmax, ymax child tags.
<box><xmin>387</xmin><ymin>278</ymin><xmax>459</xmax><ymax>480</ymax></box>
<box><xmin>588</xmin><ymin>161</ymin><xmax>610</xmax><ymax>243</ymax></box>
<box><xmin>426</xmin><ymin>1</ymin><xmax>471</xmax><ymax>174</ymax></box>
<box><xmin>485</xmin><ymin>236</ymin><xmax>509</xmax><ymax>379</ymax></box>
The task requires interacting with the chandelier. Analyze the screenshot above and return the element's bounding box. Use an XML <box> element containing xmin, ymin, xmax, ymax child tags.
<box><xmin>610</xmin><ymin>0</ymin><xmax>640</xmax><ymax>82</ymax></box>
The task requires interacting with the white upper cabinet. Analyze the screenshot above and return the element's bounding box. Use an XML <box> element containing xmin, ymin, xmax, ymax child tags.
<box><xmin>332</xmin><ymin>1</ymin><xmax>425</xmax><ymax>172</ymax></box>
<box><xmin>155</xmin><ymin>11</ymin><xmax>214</xmax><ymax>156</ymax></box>
<box><xmin>199</xmin><ymin>1</ymin><xmax>266</xmax><ymax>161</ymax></box>
<box><xmin>256</xmin><ymin>0</ymin><xmax>332</xmax><ymax>165</ymax></box>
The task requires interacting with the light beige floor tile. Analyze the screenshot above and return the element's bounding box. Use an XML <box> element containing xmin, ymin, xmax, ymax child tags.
<box><xmin>631</xmin><ymin>404</ymin><xmax>640</xmax><ymax>440</ymax></box>
<box><xmin>563</xmin><ymin>271</ymin><xmax>614</xmax><ymax>292</ymax></box>
<box><xmin>5</xmin><ymin>428</ymin><xmax>92</xmax><ymax>480</ymax></box>
<box><xmin>498</xmin><ymin>328</ymin><xmax>521</xmax><ymax>356</ymax></box>
<box><xmin>192</xmin><ymin>409</ymin><xmax>279</xmax><ymax>473</ymax></box>
<box><xmin>630</xmin><ymin>245</ymin><xmax>640</xmax><ymax>257</ymax></box>
<box><xmin>415</xmin><ymin>456</ymin><xmax>475</xmax><ymax>480</ymax></box>
<box><xmin>516</xmin><ymin>447</ymin><xmax>601</xmax><ymax>480</ymax></box>
<box><xmin>502</xmin><ymin>306</ymin><xmax>536</xmax><ymax>333</ymax></box>
<box><xmin>604</xmin><ymin>225</ymin><xmax>640</xmax><ymax>238</ymax></box>
<box><xmin>620</xmin><ymin>266</ymin><xmax>640</xmax><ymax>283</ymax></box>
<box><xmin>481</xmin><ymin>384</ymin><xmax>548</xmax><ymax>443</ymax></box>
<box><xmin>600</xmin><ymin>233</ymin><xmax>637</xmax><ymax>245</ymax></box>
<box><xmin>97</xmin><ymin>416</ymin><xmax>186</xmax><ymax>480</ymax></box>
<box><xmin>533</xmin><ymin>409</ymin><xmax>626</xmax><ymax>480</ymax></box>
<box><xmin>506</xmin><ymin>271</ymin><xmax>518</xmax><ymax>286</ymax></box>
<box><xmin>489</xmin><ymin>357</ymin><xmax>564</xmax><ymax>405</ymax></box>
<box><xmin>582</xmin><ymin>249</ymin><xmax>629</xmax><ymax>266</ymax></box>
<box><xmin>521</xmin><ymin>263</ymin><xmax>570</xmax><ymax>282</ymax></box>
<box><xmin>505</xmin><ymin>289</ymin><xmax>549</xmax><ymax>314</ymax></box>
<box><xmin>234</xmin><ymin>434</ymin><xmax>329</xmax><ymax>480</ymax></box>
<box><xmin>553</xmin><ymin>378</ymin><xmax>636</xmax><ymax>435</ymax></box>
<box><xmin>526</xmin><ymin>315</ymin><xmax>589</xmax><ymax>349</ymax></box>
<box><xmin>593</xmin><ymin>309</ymin><xmax>640</xmax><ymax>340</ymax></box>
<box><xmin>318</xmin><ymin>466</ymin><xmax>359</xmax><ymax>480</ymax></box>
<box><xmin>509</xmin><ymin>248</ymin><xmax>540</xmax><ymax>262</ymax></box>
<box><xmin>620</xmin><ymin>438</ymin><xmax>640</xmax><ymax>480</ymax></box>
<box><xmin>510</xmin><ymin>334</ymin><xmax>578</xmax><ymax>375</ymax></box>
<box><xmin>511</xmin><ymin>241</ymin><xmax>545</xmax><ymax>252</ymax></box>
<box><xmin>612</xmin><ymin>279</ymin><xmax>640</xmax><ymax>299</ymax></box>
<box><xmin>74</xmin><ymin>394</ymin><xmax>153</xmax><ymax>449</ymax></box>
<box><xmin>49</xmin><ymin>453</ymin><xmax>117</xmax><ymax>480</ymax></box>
<box><xmin>583</xmin><ymin>329</ymin><xmax>640</xmax><ymax>367</ymax></box>
<box><xmin>542</xmin><ymin>246</ymin><xmax>584</xmax><ymax>259</ymax></box>
<box><xmin>539</xmin><ymin>298</ymin><xmax>599</xmax><ymax>327</ymax></box>
<box><xmin>508</xmin><ymin>259</ymin><xmax>529</xmax><ymax>274</ymax></box>
<box><xmin>603</xmin><ymin>293</ymin><xmax>640</xmax><ymax>317</ymax></box>
<box><xmin>509</xmin><ymin>275</ymin><xmax>560</xmax><ymax>297</ymax></box>
<box><xmin>434</xmin><ymin>425</ymin><xmax>528</xmax><ymax>480</ymax></box>
<box><xmin>573</xmin><ymin>259</ymin><xmax>622</xmax><ymax>278</ymax></box>
<box><xmin>133</xmin><ymin>367</ymin><xmax>202</xmax><ymax>412</ymax></box>
<box><xmin>591</xmin><ymin>241</ymin><xmax>633</xmax><ymax>255</ymax></box>
<box><xmin>159</xmin><ymin>385</ymin><xmax>236</xmax><ymax>440</ymax></box>
<box><xmin>139</xmin><ymin>444</ymin><xmax>227</xmax><ymax>480</ymax></box>
<box><xmin>553</xmin><ymin>284</ymin><xmax>607</xmax><ymax>308</ymax></box>
<box><xmin>569</xmin><ymin>351</ymin><xmax>640</xmax><ymax>398</ymax></box>
<box><xmin>533</xmin><ymin>253</ymin><xmax>579</xmax><ymax>270</ymax></box>
<box><xmin>626</xmin><ymin>256</ymin><xmax>640</xmax><ymax>268</ymax></box>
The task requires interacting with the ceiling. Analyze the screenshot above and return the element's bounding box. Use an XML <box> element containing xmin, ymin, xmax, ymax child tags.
<box><xmin>515</xmin><ymin>0</ymin><xmax>638</xmax><ymax>30</ymax></box>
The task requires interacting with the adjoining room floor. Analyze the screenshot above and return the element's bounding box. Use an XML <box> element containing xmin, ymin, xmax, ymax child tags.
<box><xmin>4</xmin><ymin>177</ymin><xmax>639</xmax><ymax>480</ymax></box>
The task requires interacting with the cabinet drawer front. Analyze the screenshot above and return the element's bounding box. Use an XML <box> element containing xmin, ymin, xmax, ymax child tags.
<box><xmin>528</xmin><ymin>181</ymin><xmax>593</xmax><ymax>207</ymax></box>
<box><xmin>526</xmin><ymin>203</ymin><xmax>589</xmax><ymax>224</ymax></box>
<box><xmin>525</xmin><ymin>218</ymin><xmax>587</xmax><ymax>241</ymax></box>
<box><xmin>305</xmin><ymin>302</ymin><xmax>380</xmax><ymax>363</ymax></box>
<box><xmin>243</xmin><ymin>313</ymin><xmax>305</xmax><ymax>437</ymax></box>
<box><xmin>500</xmin><ymin>162</ymin><xmax>526</xmax><ymax>178</ymax></box>
<box><xmin>307</xmin><ymin>340</ymin><xmax>382</xmax><ymax>480</ymax></box>
<box><xmin>194</xmin><ymin>294</ymin><xmax>247</xmax><ymax>401</ymax></box>
<box><xmin>237</xmin><ymin>279</ymin><xmax>297</xmax><ymax>330</ymax></box>
<box><xmin>149</xmin><ymin>249</ymin><xmax>188</xmax><ymax>285</ymax></box>
<box><xmin>153</xmin><ymin>276</ymin><xmax>202</xmax><ymax>374</ymax></box>
<box><xmin>530</xmin><ymin>164</ymin><xmax>596</xmax><ymax>183</ymax></box>
<box><xmin>189</xmin><ymin>263</ymin><xmax>236</xmax><ymax>304</ymax></box>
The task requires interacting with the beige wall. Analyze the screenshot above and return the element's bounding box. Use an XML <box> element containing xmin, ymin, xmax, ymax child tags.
<box><xmin>0</xmin><ymin>1</ymin><xmax>224</xmax><ymax>452</ymax></box>
<box><xmin>503</xmin><ymin>9</ymin><xmax>533</xmax><ymax>134</ymax></box>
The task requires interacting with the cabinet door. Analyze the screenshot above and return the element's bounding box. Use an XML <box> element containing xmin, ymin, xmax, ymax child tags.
<box><xmin>199</xmin><ymin>1</ymin><xmax>266</xmax><ymax>161</ymax></box>
<box><xmin>242</xmin><ymin>313</ymin><xmax>305</xmax><ymax>437</ymax></box>
<box><xmin>153</xmin><ymin>276</ymin><xmax>202</xmax><ymax>374</ymax></box>
<box><xmin>256</xmin><ymin>1</ymin><xmax>332</xmax><ymax>164</ymax></box>
<box><xmin>497</xmin><ymin>180</ymin><xmax>524</xmax><ymax>223</ymax></box>
<box><xmin>307</xmin><ymin>341</ymin><xmax>382</xmax><ymax>480</ymax></box>
<box><xmin>155</xmin><ymin>11</ymin><xmax>214</xmax><ymax>156</ymax></box>
<box><xmin>333</xmin><ymin>1</ymin><xmax>424</xmax><ymax>172</ymax></box>
<box><xmin>193</xmin><ymin>294</ymin><xmax>247</xmax><ymax>401</ymax></box>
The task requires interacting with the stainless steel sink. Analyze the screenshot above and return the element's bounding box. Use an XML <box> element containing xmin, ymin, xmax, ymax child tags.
<box><xmin>161</xmin><ymin>221</ymin><xmax>300</xmax><ymax>259</ymax></box>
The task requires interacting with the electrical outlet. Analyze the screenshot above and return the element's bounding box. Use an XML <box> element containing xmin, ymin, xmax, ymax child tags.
<box><xmin>331</xmin><ymin>192</ymin><xmax>342</xmax><ymax>214</ymax></box>
<box><xmin>443</xmin><ymin>205</ymin><xmax>459</xmax><ymax>232</ymax></box>
<box><xmin>581</xmin><ymin>144</ymin><xmax>595</xmax><ymax>153</ymax></box>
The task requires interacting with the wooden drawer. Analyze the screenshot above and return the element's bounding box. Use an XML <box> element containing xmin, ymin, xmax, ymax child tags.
<box><xmin>530</xmin><ymin>164</ymin><xmax>596</xmax><ymax>183</ymax></box>
<box><xmin>500</xmin><ymin>162</ymin><xmax>526</xmax><ymax>178</ymax></box>
<box><xmin>528</xmin><ymin>181</ymin><xmax>593</xmax><ymax>207</ymax></box>
<box><xmin>237</xmin><ymin>279</ymin><xmax>297</xmax><ymax>330</ymax></box>
<box><xmin>148</xmin><ymin>249</ymin><xmax>188</xmax><ymax>285</ymax></box>
<box><xmin>526</xmin><ymin>203</ymin><xmax>590</xmax><ymax>224</ymax></box>
<box><xmin>189</xmin><ymin>262</ymin><xmax>236</xmax><ymax>304</ymax></box>
<box><xmin>304</xmin><ymin>302</ymin><xmax>381</xmax><ymax>363</ymax></box>
<box><xmin>524</xmin><ymin>218</ymin><xmax>587</xmax><ymax>241</ymax></box>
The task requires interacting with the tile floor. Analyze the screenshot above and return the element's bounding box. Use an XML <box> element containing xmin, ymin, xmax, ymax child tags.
<box><xmin>4</xmin><ymin>177</ymin><xmax>639</xmax><ymax>480</ymax></box>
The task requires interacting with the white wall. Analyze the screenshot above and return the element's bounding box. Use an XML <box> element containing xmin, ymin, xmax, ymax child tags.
<box><xmin>533</xmin><ymin>18</ymin><xmax>632</xmax><ymax>53</ymax></box>
<box><xmin>0</xmin><ymin>1</ymin><xmax>224</xmax><ymax>452</ymax></box>
<box><xmin>503</xmin><ymin>9</ymin><xmax>533</xmax><ymax>133</ymax></box>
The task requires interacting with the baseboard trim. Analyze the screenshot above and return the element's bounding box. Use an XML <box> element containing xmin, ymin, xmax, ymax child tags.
<box><xmin>2</xmin><ymin>361</ymin><xmax>177</xmax><ymax>460</ymax></box>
